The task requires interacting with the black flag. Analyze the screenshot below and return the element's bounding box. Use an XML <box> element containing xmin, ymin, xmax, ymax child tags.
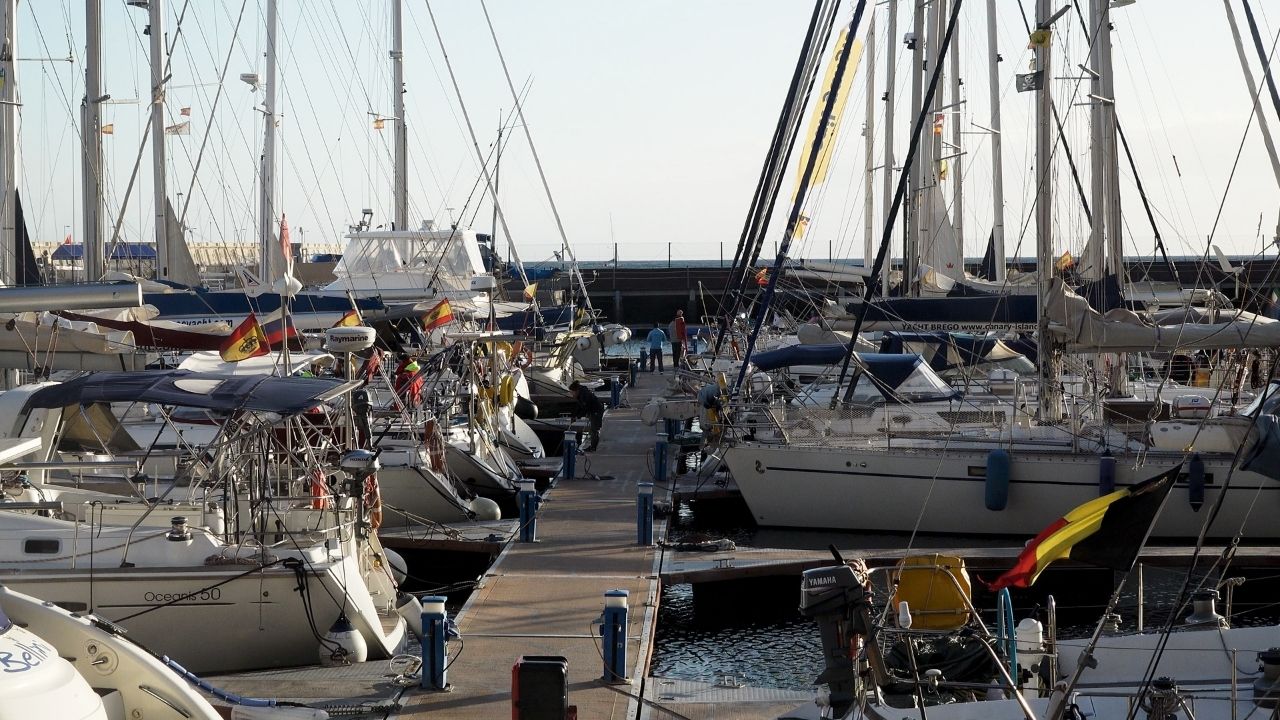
<box><xmin>1016</xmin><ymin>71</ymin><xmax>1044</xmax><ymax>92</ymax></box>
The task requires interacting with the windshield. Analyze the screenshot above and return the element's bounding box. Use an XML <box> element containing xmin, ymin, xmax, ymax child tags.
<box><xmin>1242</xmin><ymin>382</ymin><xmax>1280</xmax><ymax>417</ymax></box>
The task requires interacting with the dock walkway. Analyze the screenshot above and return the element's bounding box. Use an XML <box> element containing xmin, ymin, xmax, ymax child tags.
<box><xmin>398</xmin><ymin>368</ymin><xmax>674</xmax><ymax>719</ymax></box>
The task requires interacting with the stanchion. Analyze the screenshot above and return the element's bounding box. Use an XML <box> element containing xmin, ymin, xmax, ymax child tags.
<box><xmin>517</xmin><ymin>479</ymin><xmax>539</xmax><ymax>542</ymax></box>
<box><xmin>628</xmin><ymin>359</ymin><xmax>638</xmax><ymax>387</ymax></box>
<box><xmin>421</xmin><ymin>595</ymin><xmax>450</xmax><ymax>691</ymax></box>
<box><xmin>610</xmin><ymin>376</ymin><xmax>622</xmax><ymax>408</ymax></box>
<box><xmin>654</xmin><ymin>436</ymin><xmax>669</xmax><ymax>485</ymax></box>
<box><xmin>562</xmin><ymin>431</ymin><xmax>577</xmax><ymax>481</ymax></box>
<box><xmin>636</xmin><ymin>482</ymin><xmax>654</xmax><ymax>545</ymax></box>
<box><xmin>601</xmin><ymin>590</ymin><xmax>630</xmax><ymax>683</ymax></box>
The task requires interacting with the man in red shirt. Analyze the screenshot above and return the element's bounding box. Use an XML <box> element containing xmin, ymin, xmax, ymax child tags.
<box><xmin>671</xmin><ymin>309</ymin><xmax>688</xmax><ymax>369</ymax></box>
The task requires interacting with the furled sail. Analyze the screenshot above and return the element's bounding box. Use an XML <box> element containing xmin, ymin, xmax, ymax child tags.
<box><xmin>164</xmin><ymin>198</ymin><xmax>203</xmax><ymax>288</ymax></box>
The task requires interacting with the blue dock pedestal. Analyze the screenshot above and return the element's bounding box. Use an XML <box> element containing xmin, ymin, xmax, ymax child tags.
<box><xmin>610</xmin><ymin>376</ymin><xmax>622</xmax><ymax>408</ymax></box>
<box><xmin>654</xmin><ymin>436</ymin><xmax>669</xmax><ymax>486</ymax></box>
<box><xmin>517</xmin><ymin>479</ymin><xmax>539</xmax><ymax>542</ymax></box>
<box><xmin>601</xmin><ymin>589</ymin><xmax>629</xmax><ymax>683</ymax></box>
<box><xmin>629</xmin><ymin>360</ymin><xmax>638</xmax><ymax>387</ymax></box>
<box><xmin>562</xmin><ymin>431</ymin><xmax>577</xmax><ymax>480</ymax></box>
<box><xmin>637</xmin><ymin>482</ymin><xmax>654</xmax><ymax>545</ymax></box>
<box><xmin>421</xmin><ymin>595</ymin><xmax>449</xmax><ymax>691</ymax></box>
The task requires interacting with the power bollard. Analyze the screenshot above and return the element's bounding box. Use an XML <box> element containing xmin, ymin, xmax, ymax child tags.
<box><xmin>421</xmin><ymin>595</ymin><xmax>449</xmax><ymax>691</ymax></box>
<box><xmin>517</xmin><ymin>479</ymin><xmax>539</xmax><ymax>542</ymax></box>
<box><xmin>610</xmin><ymin>376</ymin><xmax>622</xmax><ymax>408</ymax></box>
<box><xmin>562</xmin><ymin>431</ymin><xmax>577</xmax><ymax>480</ymax></box>
<box><xmin>629</xmin><ymin>359</ymin><xmax>638</xmax><ymax>387</ymax></box>
<box><xmin>654</xmin><ymin>436</ymin><xmax>669</xmax><ymax>486</ymax></box>
<box><xmin>637</xmin><ymin>482</ymin><xmax>654</xmax><ymax>545</ymax></box>
<box><xmin>664</xmin><ymin>417</ymin><xmax>680</xmax><ymax>441</ymax></box>
<box><xmin>601</xmin><ymin>589</ymin><xmax>630</xmax><ymax>683</ymax></box>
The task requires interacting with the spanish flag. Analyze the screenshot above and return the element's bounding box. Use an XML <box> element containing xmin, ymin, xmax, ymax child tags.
<box><xmin>988</xmin><ymin>466</ymin><xmax>1178</xmax><ymax>591</ymax></box>
<box><xmin>523</xmin><ymin>283</ymin><xmax>538</xmax><ymax>302</ymax></box>
<box><xmin>220</xmin><ymin>313</ymin><xmax>270</xmax><ymax>362</ymax></box>
<box><xmin>1054</xmin><ymin>250</ymin><xmax>1075</xmax><ymax>272</ymax></box>
<box><xmin>421</xmin><ymin>299</ymin><xmax>454</xmax><ymax>331</ymax></box>
<box><xmin>333</xmin><ymin>309</ymin><xmax>362</xmax><ymax>328</ymax></box>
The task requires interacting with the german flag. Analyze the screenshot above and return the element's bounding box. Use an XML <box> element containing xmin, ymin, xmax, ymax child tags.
<box><xmin>333</xmin><ymin>309</ymin><xmax>362</xmax><ymax>328</ymax></box>
<box><xmin>220</xmin><ymin>314</ymin><xmax>270</xmax><ymax>362</ymax></box>
<box><xmin>421</xmin><ymin>299</ymin><xmax>454</xmax><ymax>331</ymax></box>
<box><xmin>988</xmin><ymin>465</ymin><xmax>1179</xmax><ymax>591</ymax></box>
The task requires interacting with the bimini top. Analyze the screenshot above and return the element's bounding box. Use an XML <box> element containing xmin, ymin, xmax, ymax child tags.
<box><xmin>752</xmin><ymin>346</ymin><xmax>958</xmax><ymax>404</ymax></box>
<box><xmin>26</xmin><ymin>371</ymin><xmax>347</xmax><ymax>416</ymax></box>
<box><xmin>878</xmin><ymin>332</ymin><xmax>1033</xmax><ymax>375</ymax></box>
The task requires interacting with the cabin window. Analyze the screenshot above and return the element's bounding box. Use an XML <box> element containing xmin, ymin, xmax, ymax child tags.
<box><xmin>967</xmin><ymin>466</ymin><xmax>987</xmax><ymax>478</ymax></box>
<box><xmin>23</xmin><ymin>538</ymin><xmax>60</xmax><ymax>554</ymax></box>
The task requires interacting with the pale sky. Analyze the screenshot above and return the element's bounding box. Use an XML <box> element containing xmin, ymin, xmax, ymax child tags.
<box><xmin>12</xmin><ymin>0</ymin><xmax>1280</xmax><ymax>268</ymax></box>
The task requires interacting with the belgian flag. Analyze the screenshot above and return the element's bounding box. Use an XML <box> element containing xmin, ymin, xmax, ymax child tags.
<box><xmin>988</xmin><ymin>465</ymin><xmax>1179</xmax><ymax>590</ymax></box>
<box><xmin>220</xmin><ymin>314</ymin><xmax>270</xmax><ymax>362</ymax></box>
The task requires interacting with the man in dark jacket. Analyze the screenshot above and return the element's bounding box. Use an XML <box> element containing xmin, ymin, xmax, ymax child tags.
<box><xmin>569</xmin><ymin>380</ymin><xmax>605</xmax><ymax>452</ymax></box>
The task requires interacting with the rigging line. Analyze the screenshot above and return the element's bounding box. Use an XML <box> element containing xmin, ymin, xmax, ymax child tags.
<box><xmin>739</xmin><ymin>1</ymin><xmax>870</xmax><ymax>394</ymax></box>
<box><xmin>716</xmin><ymin>0</ymin><xmax>839</xmax><ymax>355</ymax></box>
<box><xmin>421</xmin><ymin>0</ymin><xmax>532</xmax><ymax>292</ymax></box>
<box><xmin>833</xmin><ymin>0</ymin><xmax>965</xmax><ymax>404</ymax></box>
<box><xmin>177</xmin><ymin>0</ymin><xmax>249</xmax><ymax>229</ymax></box>
<box><xmin>479</xmin><ymin>0</ymin><xmax>586</xmax><ymax>310</ymax></box>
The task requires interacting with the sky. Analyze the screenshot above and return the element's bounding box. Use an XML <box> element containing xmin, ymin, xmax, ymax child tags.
<box><xmin>12</xmin><ymin>0</ymin><xmax>1280</xmax><ymax>269</ymax></box>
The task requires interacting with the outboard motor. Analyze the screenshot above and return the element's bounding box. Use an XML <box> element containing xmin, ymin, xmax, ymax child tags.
<box><xmin>798</xmin><ymin>559</ymin><xmax>876</xmax><ymax>718</ymax></box>
<box><xmin>352</xmin><ymin>389</ymin><xmax>372</xmax><ymax>446</ymax></box>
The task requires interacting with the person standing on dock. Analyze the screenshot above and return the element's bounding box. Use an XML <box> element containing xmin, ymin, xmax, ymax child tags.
<box><xmin>670</xmin><ymin>309</ymin><xmax>687</xmax><ymax>369</ymax></box>
<box><xmin>568</xmin><ymin>380</ymin><xmax>605</xmax><ymax>452</ymax></box>
<box><xmin>645</xmin><ymin>323</ymin><xmax>667</xmax><ymax>373</ymax></box>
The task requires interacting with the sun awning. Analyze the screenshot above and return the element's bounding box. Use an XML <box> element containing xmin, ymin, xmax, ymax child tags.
<box><xmin>26</xmin><ymin>371</ymin><xmax>349</xmax><ymax>415</ymax></box>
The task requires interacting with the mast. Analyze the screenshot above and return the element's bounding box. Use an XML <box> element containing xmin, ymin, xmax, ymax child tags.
<box><xmin>985</xmin><ymin>0</ymin><xmax>1005</xmax><ymax>280</ymax></box>
<box><xmin>492</xmin><ymin>115</ymin><xmax>502</xmax><ymax>265</ymax></box>
<box><xmin>881</xmin><ymin>0</ymin><xmax>897</xmax><ymax>296</ymax></box>
<box><xmin>149</xmin><ymin>0</ymin><xmax>169</xmax><ymax>280</ymax></box>
<box><xmin>1036</xmin><ymin>0</ymin><xmax>1065</xmax><ymax>421</ymax></box>
<box><xmin>1099</xmin><ymin>0</ymin><xmax>1127</xmax><ymax>396</ymax></box>
<box><xmin>1083</xmin><ymin>0</ymin><xmax>1105</xmax><ymax>282</ymax></box>
<box><xmin>391</xmin><ymin>0</ymin><xmax>408</xmax><ymax>231</ymax></box>
<box><xmin>863</xmin><ymin>13</ymin><xmax>877</xmax><ymax>271</ymax></box>
<box><xmin>259</xmin><ymin>0</ymin><xmax>278</xmax><ymax>282</ymax></box>
<box><xmin>1224</xmin><ymin>0</ymin><xmax>1280</xmax><ymax>188</ymax></box>
<box><xmin>0</xmin><ymin>0</ymin><xmax>14</xmax><ymax>288</ymax></box>
<box><xmin>905</xmin><ymin>0</ymin><xmax>925</xmax><ymax>294</ymax></box>
<box><xmin>948</xmin><ymin>7</ymin><xmax>963</xmax><ymax>262</ymax></box>
<box><xmin>82</xmin><ymin>0</ymin><xmax>104</xmax><ymax>282</ymax></box>
<box><xmin>921</xmin><ymin>0</ymin><xmax>943</xmax><ymax>286</ymax></box>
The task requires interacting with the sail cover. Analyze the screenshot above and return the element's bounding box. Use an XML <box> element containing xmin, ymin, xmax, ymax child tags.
<box><xmin>27</xmin><ymin>371</ymin><xmax>347</xmax><ymax>415</ymax></box>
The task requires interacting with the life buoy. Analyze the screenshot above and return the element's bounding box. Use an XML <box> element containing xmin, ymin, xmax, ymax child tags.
<box><xmin>425</xmin><ymin>418</ymin><xmax>447</xmax><ymax>473</ymax></box>
<box><xmin>363</xmin><ymin>474</ymin><xmax>383</xmax><ymax>529</ymax></box>
<box><xmin>310</xmin><ymin>468</ymin><xmax>332</xmax><ymax>510</ymax></box>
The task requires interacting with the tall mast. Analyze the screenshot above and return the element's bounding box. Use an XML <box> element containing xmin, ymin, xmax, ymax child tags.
<box><xmin>1036</xmin><ymin>0</ymin><xmax>1063</xmax><ymax>421</ymax></box>
<box><xmin>391</xmin><ymin>0</ymin><xmax>408</xmax><ymax>231</ymax></box>
<box><xmin>881</xmin><ymin>0</ymin><xmax>897</xmax><ymax>296</ymax></box>
<box><xmin>863</xmin><ymin>13</ymin><xmax>877</xmax><ymax>271</ymax></box>
<box><xmin>492</xmin><ymin>114</ymin><xmax>502</xmax><ymax>264</ymax></box>
<box><xmin>948</xmin><ymin>7</ymin><xmax>963</xmax><ymax>261</ymax></box>
<box><xmin>1083</xmin><ymin>0</ymin><xmax>1105</xmax><ymax>282</ymax></box>
<box><xmin>259</xmin><ymin>0</ymin><xmax>278</xmax><ymax>282</ymax></box>
<box><xmin>0</xmin><ymin>0</ymin><xmax>15</xmax><ymax>288</ymax></box>
<box><xmin>985</xmin><ymin>0</ymin><xmax>1005</xmax><ymax>280</ymax></box>
<box><xmin>1224</xmin><ymin>0</ymin><xmax>1280</xmax><ymax>188</ymax></box>
<box><xmin>921</xmin><ymin>0</ymin><xmax>944</xmax><ymax>285</ymax></box>
<box><xmin>149</xmin><ymin>0</ymin><xmax>169</xmax><ymax>280</ymax></box>
<box><xmin>1099</xmin><ymin>5</ymin><xmax>1122</xmax><ymax>281</ymax></box>
<box><xmin>82</xmin><ymin>0</ymin><xmax>104</xmax><ymax>282</ymax></box>
<box><xmin>905</xmin><ymin>0</ymin><xmax>925</xmax><ymax>294</ymax></box>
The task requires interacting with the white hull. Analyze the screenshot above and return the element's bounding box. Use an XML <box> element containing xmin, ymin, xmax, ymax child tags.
<box><xmin>377</xmin><ymin>464</ymin><xmax>476</xmax><ymax>524</ymax></box>
<box><xmin>723</xmin><ymin>442</ymin><xmax>1278</xmax><ymax>537</ymax></box>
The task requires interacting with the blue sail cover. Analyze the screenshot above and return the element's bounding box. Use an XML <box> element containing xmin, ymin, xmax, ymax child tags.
<box><xmin>27</xmin><ymin>371</ymin><xmax>345</xmax><ymax>416</ymax></box>
<box><xmin>846</xmin><ymin>294</ymin><xmax>1037</xmax><ymax>331</ymax></box>
<box><xmin>751</xmin><ymin>344</ymin><xmax>851</xmax><ymax>371</ymax></box>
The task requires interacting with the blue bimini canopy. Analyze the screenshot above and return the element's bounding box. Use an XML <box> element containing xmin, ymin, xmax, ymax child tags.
<box><xmin>51</xmin><ymin>243</ymin><xmax>157</xmax><ymax>261</ymax></box>
<box><xmin>27</xmin><ymin>371</ymin><xmax>347</xmax><ymax>416</ymax></box>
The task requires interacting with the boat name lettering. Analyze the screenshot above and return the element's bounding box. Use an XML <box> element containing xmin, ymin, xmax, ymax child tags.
<box><xmin>144</xmin><ymin>588</ymin><xmax>222</xmax><ymax>603</ymax></box>
<box><xmin>0</xmin><ymin>638</ymin><xmax>53</xmax><ymax>672</ymax></box>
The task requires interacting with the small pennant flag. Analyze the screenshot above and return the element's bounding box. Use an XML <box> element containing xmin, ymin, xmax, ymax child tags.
<box><xmin>421</xmin><ymin>299</ymin><xmax>454</xmax><ymax>331</ymax></box>
<box><xmin>101</xmin><ymin>123</ymin><xmax>114</xmax><ymax>135</ymax></box>
<box><xmin>932</xmin><ymin>113</ymin><xmax>945</xmax><ymax>136</ymax></box>
<box><xmin>1016</xmin><ymin>71</ymin><xmax>1044</xmax><ymax>92</ymax></box>
<box><xmin>164</xmin><ymin>121</ymin><xmax>190</xmax><ymax>135</ymax></box>
<box><xmin>279</xmin><ymin>213</ymin><xmax>294</xmax><ymax>277</ymax></box>
<box><xmin>63</xmin><ymin>233</ymin><xmax>72</xmax><ymax>245</ymax></box>
<box><xmin>523</xmin><ymin>283</ymin><xmax>538</xmax><ymax>302</ymax></box>
<box><xmin>1028</xmin><ymin>28</ymin><xmax>1052</xmax><ymax>48</ymax></box>
<box><xmin>333</xmin><ymin>309</ymin><xmax>362</xmax><ymax>328</ymax></box>
<box><xmin>373</xmin><ymin>117</ymin><xmax>385</xmax><ymax>130</ymax></box>
<box><xmin>180</xmin><ymin>106</ymin><xmax>191</xmax><ymax>116</ymax></box>
<box><xmin>220</xmin><ymin>313</ymin><xmax>270</xmax><ymax>362</ymax></box>
<box><xmin>755</xmin><ymin>267</ymin><xmax>769</xmax><ymax>287</ymax></box>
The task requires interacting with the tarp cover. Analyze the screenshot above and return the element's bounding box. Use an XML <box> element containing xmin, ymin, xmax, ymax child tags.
<box><xmin>752</xmin><ymin>345</ymin><xmax>925</xmax><ymax>390</ymax></box>
<box><xmin>26</xmin><ymin>371</ymin><xmax>344</xmax><ymax>415</ymax></box>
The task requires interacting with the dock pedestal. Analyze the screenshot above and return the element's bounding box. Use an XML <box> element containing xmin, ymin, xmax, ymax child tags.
<box><xmin>517</xmin><ymin>479</ymin><xmax>539</xmax><ymax>542</ymax></box>
<box><xmin>636</xmin><ymin>482</ymin><xmax>654</xmax><ymax>545</ymax></box>
<box><xmin>601</xmin><ymin>590</ymin><xmax>629</xmax><ymax>683</ymax></box>
<box><xmin>421</xmin><ymin>595</ymin><xmax>449</xmax><ymax>691</ymax></box>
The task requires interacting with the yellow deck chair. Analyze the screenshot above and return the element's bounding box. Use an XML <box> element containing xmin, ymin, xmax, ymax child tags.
<box><xmin>891</xmin><ymin>554</ymin><xmax>973</xmax><ymax>631</ymax></box>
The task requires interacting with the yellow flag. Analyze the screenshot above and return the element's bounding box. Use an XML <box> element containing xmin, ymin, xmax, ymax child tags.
<box><xmin>1054</xmin><ymin>250</ymin><xmax>1075</xmax><ymax>271</ymax></box>
<box><xmin>523</xmin><ymin>283</ymin><xmax>538</xmax><ymax>302</ymax></box>
<box><xmin>101</xmin><ymin>124</ymin><xmax>114</xmax><ymax>135</ymax></box>
<box><xmin>373</xmin><ymin>117</ymin><xmax>385</xmax><ymax>130</ymax></box>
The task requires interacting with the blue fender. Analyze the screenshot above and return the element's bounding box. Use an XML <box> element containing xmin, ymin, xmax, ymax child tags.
<box><xmin>985</xmin><ymin>449</ymin><xmax>1011</xmax><ymax>511</ymax></box>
